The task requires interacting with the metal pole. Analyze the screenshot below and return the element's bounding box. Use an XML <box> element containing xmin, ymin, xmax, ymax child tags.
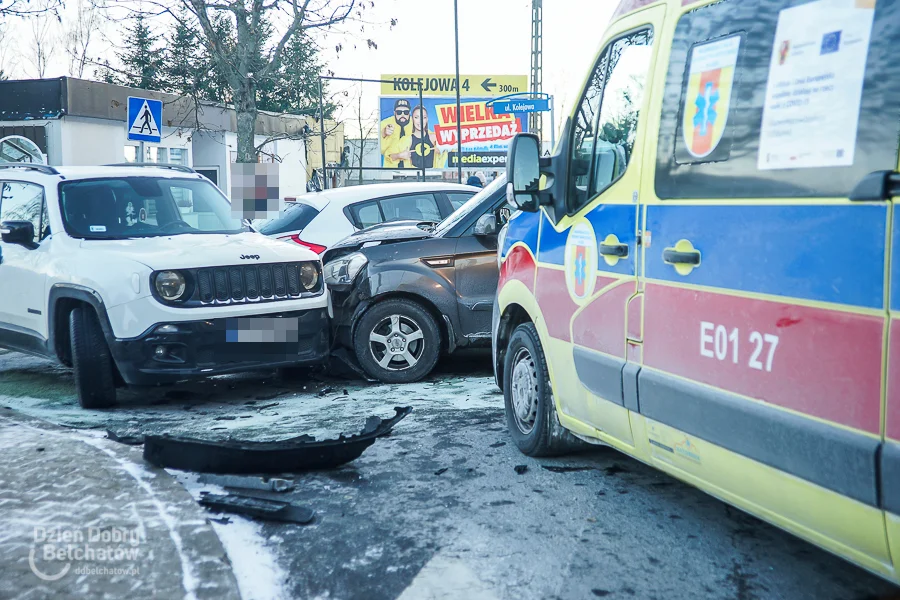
<box><xmin>453</xmin><ymin>0</ymin><xmax>463</xmax><ymax>184</ymax></box>
<box><xmin>138</xmin><ymin>141</ymin><xmax>145</xmax><ymax>164</ymax></box>
<box><xmin>318</xmin><ymin>77</ymin><xmax>328</xmax><ymax>190</ymax></box>
<box><xmin>550</xmin><ymin>95</ymin><xmax>555</xmax><ymax>150</ymax></box>
<box><xmin>418</xmin><ymin>83</ymin><xmax>425</xmax><ymax>182</ymax></box>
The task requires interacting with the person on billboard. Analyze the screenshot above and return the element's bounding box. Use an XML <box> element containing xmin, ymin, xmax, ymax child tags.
<box><xmin>409</xmin><ymin>105</ymin><xmax>448</xmax><ymax>170</ymax></box>
<box><xmin>381</xmin><ymin>99</ymin><xmax>413</xmax><ymax>168</ymax></box>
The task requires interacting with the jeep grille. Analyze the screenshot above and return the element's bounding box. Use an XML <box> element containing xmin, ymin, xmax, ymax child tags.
<box><xmin>196</xmin><ymin>262</ymin><xmax>313</xmax><ymax>305</ymax></box>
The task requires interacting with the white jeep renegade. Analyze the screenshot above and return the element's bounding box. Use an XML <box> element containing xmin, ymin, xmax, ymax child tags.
<box><xmin>0</xmin><ymin>163</ymin><xmax>329</xmax><ymax>408</ymax></box>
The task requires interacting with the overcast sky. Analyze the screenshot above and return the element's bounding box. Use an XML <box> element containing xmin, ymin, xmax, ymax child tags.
<box><xmin>1</xmin><ymin>0</ymin><xmax>617</xmax><ymax>138</ymax></box>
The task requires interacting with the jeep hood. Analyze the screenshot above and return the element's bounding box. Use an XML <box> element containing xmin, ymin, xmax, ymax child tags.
<box><xmin>79</xmin><ymin>232</ymin><xmax>319</xmax><ymax>270</ymax></box>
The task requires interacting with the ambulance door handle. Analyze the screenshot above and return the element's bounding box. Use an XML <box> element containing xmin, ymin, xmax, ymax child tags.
<box><xmin>598</xmin><ymin>242</ymin><xmax>629</xmax><ymax>258</ymax></box>
<box><xmin>663</xmin><ymin>249</ymin><xmax>700</xmax><ymax>265</ymax></box>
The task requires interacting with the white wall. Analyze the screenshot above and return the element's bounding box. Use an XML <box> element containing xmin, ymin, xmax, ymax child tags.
<box><xmin>57</xmin><ymin>116</ymin><xmax>192</xmax><ymax>167</ymax></box>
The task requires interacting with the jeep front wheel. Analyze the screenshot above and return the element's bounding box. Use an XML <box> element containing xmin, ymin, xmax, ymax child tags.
<box><xmin>69</xmin><ymin>306</ymin><xmax>117</xmax><ymax>408</ymax></box>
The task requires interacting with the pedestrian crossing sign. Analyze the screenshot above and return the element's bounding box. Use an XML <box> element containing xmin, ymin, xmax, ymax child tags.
<box><xmin>127</xmin><ymin>96</ymin><xmax>162</xmax><ymax>143</ymax></box>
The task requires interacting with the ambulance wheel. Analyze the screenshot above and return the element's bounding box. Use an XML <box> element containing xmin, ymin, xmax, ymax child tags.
<box><xmin>504</xmin><ymin>323</ymin><xmax>582</xmax><ymax>457</ymax></box>
<box><xmin>69</xmin><ymin>306</ymin><xmax>117</xmax><ymax>409</ymax></box>
<box><xmin>353</xmin><ymin>299</ymin><xmax>441</xmax><ymax>384</ymax></box>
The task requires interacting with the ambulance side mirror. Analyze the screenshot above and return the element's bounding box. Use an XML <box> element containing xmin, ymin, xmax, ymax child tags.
<box><xmin>506</xmin><ymin>133</ymin><xmax>542</xmax><ymax>213</ymax></box>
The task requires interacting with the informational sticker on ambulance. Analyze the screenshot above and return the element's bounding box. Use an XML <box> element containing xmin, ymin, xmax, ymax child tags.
<box><xmin>678</xmin><ymin>34</ymin><xmax>741</xmax><ymax>163</ymax></box>
<box><xmin>757</xmin><ymin>0</ymin><xmax>875</xmax><ymax>170</ymax></box>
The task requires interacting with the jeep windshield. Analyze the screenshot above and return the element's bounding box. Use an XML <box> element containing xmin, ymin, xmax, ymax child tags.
<box><xmin>432</xmin><ymin>174</ymin><xmax>506</xmax><ymax>237</ymax></box>
<box><xmin>58</xmin><ymin>177</ymin><xmax>248</xmax><ymax>239</ymax></box>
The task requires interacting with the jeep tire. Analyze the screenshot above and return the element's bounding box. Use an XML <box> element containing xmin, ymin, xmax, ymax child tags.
<box><xmin>69</xmin><ymin>306</ymin><xmax>117</xmax><ymax>408</ymax></box>
<box><xmin>353</xmin><ymin>299</ymin><xmax>441</xmax><ymax>384</ymax></box>
<box><xmin>504</xmin><ymin>322</ymin><xmax>583</xmax><ymax>457</ymax></box>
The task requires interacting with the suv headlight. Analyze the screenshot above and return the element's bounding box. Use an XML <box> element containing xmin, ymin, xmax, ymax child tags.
<box><xmin>300</xmin><ymin>262</ymin><xmax>320</xmax><ymax>291</ymax></box>
<box><xmin>324</xmin><ymin>253</ymin><xmax>367</xmax><ymax>287</ymax></box>
<box><xmin>155</xmin><ymin>271</ymin><xmax>186</xmax><ymax>301</ymax></box>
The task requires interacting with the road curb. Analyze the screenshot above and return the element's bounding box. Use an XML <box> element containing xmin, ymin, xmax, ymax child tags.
<box><xmin>0</xmin><ymin>409</ymin><xmax>241</xmax><ymax>600</ymax></box>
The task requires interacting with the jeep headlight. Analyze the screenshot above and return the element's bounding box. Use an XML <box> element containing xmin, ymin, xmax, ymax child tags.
<box><xmin>300</xmin><ymin>262</ymin><xmax>320</xmax><ymax>291</ymax></box>
<box><xmin>155</xmin><ymin>271</ymin><xmax>186</xmax><ymax>301</ymax></box>
<box><xmin>324</xmin><ymin>253</ymin><xmax>367</xmax><ymax>287</ymax></box>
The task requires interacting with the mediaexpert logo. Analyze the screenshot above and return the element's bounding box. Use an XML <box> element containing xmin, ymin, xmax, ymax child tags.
<box><xmin>29</xmin><ymin>526</ymin><xmax>143</xmax><ymax>581</ymax></box>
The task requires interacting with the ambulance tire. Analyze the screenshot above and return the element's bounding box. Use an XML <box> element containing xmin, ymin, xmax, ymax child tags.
<box><xmin>504</xmin><ymin>323</ymin><xmax>583</xmax><ymax>457</ymax></box>
<box><xmin>69</xmin><ymin>306</ymin><xmax>117</xmax><ymax>409</ymax></box>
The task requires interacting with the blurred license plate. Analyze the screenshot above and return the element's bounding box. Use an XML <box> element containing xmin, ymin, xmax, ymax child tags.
<box><xmin>225</xmin><ymin>317</ymin><xmax>300</xmax><ymax>343</ymax></box>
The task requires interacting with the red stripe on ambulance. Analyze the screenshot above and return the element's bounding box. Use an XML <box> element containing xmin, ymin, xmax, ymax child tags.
<box><xmin>643</xmin><ymin>283</ymin><xmax>883</xmax><ymax>434</ymax></box>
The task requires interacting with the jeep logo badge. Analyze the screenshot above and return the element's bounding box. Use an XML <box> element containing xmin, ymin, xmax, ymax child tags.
<box><xmin>240</xmin><ymin>254</ymin><xmax>260</xmax><ymax>260</ymax></box>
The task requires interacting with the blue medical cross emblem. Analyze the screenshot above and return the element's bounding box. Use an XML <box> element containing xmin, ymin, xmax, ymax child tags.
<box><xmin>693</xmin><ymin>81</ymin><xmax>719</xmax><ymax>136</ymax></box>
<box><xmin>575</xmin><ymin>248</ymin><xmax>587</xmax><ymax>286</ymax></box>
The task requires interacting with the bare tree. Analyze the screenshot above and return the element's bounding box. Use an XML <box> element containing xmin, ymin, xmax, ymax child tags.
<box><xmin>65</xmin><ymin>0</ymin><xmax>105</xmax><ymax>78</ymax></box>
<box><xmin>112</xmin><ymin>0</ymin><xmax>375</xmax><ymax>163</ymax></box>
<box><xmin>0</xmin><ymin>0</ymin><xmax>61</xmax><ymax>17</ymax></box>
<box><xmin>26</xmin><ymin>13</ymin><xmax>58</xmax><ymax>78</ymax></box>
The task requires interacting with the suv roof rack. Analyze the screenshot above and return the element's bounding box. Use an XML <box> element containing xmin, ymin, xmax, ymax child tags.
<box><xmin>0</xmin><ymin>163</ymin><xmax>60</xmax><ymax>175</ymax></box>
<box><xmin>104</xmin><ymin>163</ymin><xmax>197</xmax><ymax>174</ymax></box>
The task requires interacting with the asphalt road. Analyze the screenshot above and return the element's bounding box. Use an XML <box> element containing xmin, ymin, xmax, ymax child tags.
<box><xmin>1</xmin><ymin>348</ymin><xmax>897</xmax><ymax>600</ymax></box>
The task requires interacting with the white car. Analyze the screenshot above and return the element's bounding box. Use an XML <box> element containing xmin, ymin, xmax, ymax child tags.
<box><xmin>258</xmin><ymin>182</ymin><xmax>480</xmax><ymax>253</ymax></box>
<box><xmin>0</xmin><ymin>163</ymin><xmax>329</xmax><ymax>408</ymax></box>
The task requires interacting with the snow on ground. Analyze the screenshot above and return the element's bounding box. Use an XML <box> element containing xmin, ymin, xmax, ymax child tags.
<box><xmin>0</xmin><ymin>350</ymin><xmax>498</xmax><ymax>442</ymax></box>
<box><xmin>173</xmin><ymin>471</ymin><xmax>290</xmax><ymax>600</ymax></box>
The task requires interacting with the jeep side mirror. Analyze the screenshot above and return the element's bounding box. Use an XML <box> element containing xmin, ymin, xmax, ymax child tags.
<box><xmin>505</xmin><ymin>133</ymin><xmax>542</xmax><ymax>212</ymax></box>
<box><xmin>473</xmin><ymin>214</ymin><xmax>498</xmax><ymax>237</ymax></box>
<box><xmin>0</xmin><ymin>220</ymin><xmax>36</xmax><ymax>248</ymax></box>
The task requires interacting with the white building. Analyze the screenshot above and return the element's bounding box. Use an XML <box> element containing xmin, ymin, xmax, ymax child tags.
<box><xmin>0</xmin><ymin>77</ymin><xmax>313</xmax><ymax>199</ymax></box>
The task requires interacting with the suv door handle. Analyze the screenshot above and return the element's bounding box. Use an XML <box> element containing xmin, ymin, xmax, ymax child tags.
<box><xmin>598</xmin><ymin>242</ymin><xmax>629</xmax><ymax>258</ymax></box>
<box><xmin>663</xmin><ymin>249</ymin><xmax>701</xmax><ymax>265</ymax></box>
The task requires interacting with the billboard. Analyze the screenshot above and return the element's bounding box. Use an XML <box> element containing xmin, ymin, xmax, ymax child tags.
<box><xmin>379</xmin><ymin>74</ymin><xmax>528</xmax><ymax>170</ymax></box>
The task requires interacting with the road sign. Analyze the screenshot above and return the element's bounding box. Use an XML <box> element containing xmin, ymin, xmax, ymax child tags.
<box><xmin>381</xmin><ymin>74</ymin><xmax>528</xmax><ymax>98</ymax></box>
<box><xmin>492</xmin><ymin>98</ymin><xmax>551</xmax><ymax>114</ymax></box>
<box><xmin>127</xmin><ymin>97</ymin><xmax>162</xmax><ymax>143</ymax></box>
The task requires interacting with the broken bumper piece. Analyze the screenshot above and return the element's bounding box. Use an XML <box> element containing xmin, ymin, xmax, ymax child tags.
<box><xmin>199</xmin><ymin>493</ymin><xmax>315</xmax><ymax>524</ymax></box>
<box><xmin>142</xmin><ymin>406</ymin><xmax>412</xmax><ymax>474</ymax></box>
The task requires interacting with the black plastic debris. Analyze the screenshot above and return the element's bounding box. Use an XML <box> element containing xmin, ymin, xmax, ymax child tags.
<box><xmin>106</xmin><ymin>430</ymin><xmax>144</xmax><ymax>445</ymax></box>
<box><xmin>434</xmin><ymin>467</ymin><xmax>449</xmax><ymax>476</ymax></box>
<box><xmin>514</xmin><ymin>465</ymin><xmax>528</xmax><ymax>475</ymax></box>
<box><xmin>143</xmin><ymin>406</ymin><xmax>413</xmax><ymax>474</ymax></box>
<box><xmin>199</xmin><ymin>493</ymin><xmax>314</xmax><ymax>524</ymax></box>
<box><xmin>541</xmin><ymin>465</ymin><xmax>596</xmax><ymax>473</ymax></box>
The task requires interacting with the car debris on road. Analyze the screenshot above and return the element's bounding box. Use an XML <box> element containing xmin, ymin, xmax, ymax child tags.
<box><xmin>143</xmin><ymin>406</ymin><xmax>413</xmax><ymax>474</ymax></box>
<box><xmin>198</xmin><ymin>474</ymin><xmax>296</xmax><ymax>493</ymax></box>
<box><xmin>199</xmin><ymin>492</ymin><xmax>315</xmax><ymax>524</ymax></box>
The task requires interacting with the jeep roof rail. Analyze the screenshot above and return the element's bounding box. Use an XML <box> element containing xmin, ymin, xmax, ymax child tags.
<box><xmin>0</xmin><ymin>163</ymin><xmax>60</xmax><ymax>175</ymax></box>
<box><xmin>104</xmin><ymin>163</ymin><xmax>197</xmax><ymax>174</ymax></box>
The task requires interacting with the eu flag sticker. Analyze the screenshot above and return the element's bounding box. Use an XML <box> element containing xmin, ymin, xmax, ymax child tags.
<box><xmin>821</xmin><ymin>30</ymin><xmax>841</xmax><ymax>55</ymax></box>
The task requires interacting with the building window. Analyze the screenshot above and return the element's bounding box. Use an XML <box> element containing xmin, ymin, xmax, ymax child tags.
<box><xmin>124</xmin><ymin>146</ymin><xmax>138</xmax><ymax>163</ymax></box>
<box><xmin>169</xmin><ymin>148</ymin><xmax>187</xmax><ymax>166</ymax></box>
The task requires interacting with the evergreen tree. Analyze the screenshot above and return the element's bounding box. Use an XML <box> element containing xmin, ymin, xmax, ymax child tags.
<box><xmin>257</xmin><ymin>32</ymin><xmax>334</xmax><ymax>118</ymax></box>
<box><xmin>164</xmin><ymin>11</ymin><xmax>202</xmax><ymax>97</ymax></box>
<box><xmin>107</xmin><ymin>14</ymin><xmax>164</xmax><ymax>90</ymax></box>
<box><xmin>195</xmin><ymin>14</ymin><xmax>235</xmax><ymax>104</ymax></box>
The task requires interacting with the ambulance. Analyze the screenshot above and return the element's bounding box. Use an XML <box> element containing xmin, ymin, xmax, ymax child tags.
<box><xmin>494</xmin><ymin>0</ymin><xmax>900</xmax><ymax>582</ymax></box>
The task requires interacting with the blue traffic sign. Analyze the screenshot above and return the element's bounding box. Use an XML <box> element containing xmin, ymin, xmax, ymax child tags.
<box><xmin>492</xmin><ymin>98</ymin><xmax>550</xmax><ymax>115</ymax></box>
<box><xmin>127</xmin><ymin>97</ymin><xmax>162</xmax><ymax>143</ymax></box>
